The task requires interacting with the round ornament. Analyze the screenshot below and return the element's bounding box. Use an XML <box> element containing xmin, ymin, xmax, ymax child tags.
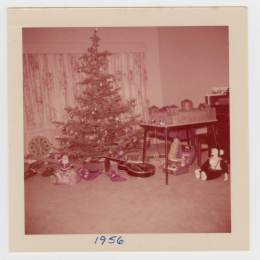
<box><xmin>28</xmin><ymin>136</ymin><xmax>52</xmax><ymax>159</ymax></box>
<box><xmin>89</xmin><ymin>134</ymin><xmax>96</xmax><ymax>140</ymax></box>
<box><xmin>118</xmin><ymin>150</ymin><xmax>124</xmax><ymax>157</ymax></box>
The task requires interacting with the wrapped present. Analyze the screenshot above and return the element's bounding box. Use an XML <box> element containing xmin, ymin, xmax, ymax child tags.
<box><xmin>24</xmin><ymin>159</ymin><xmax>45</xmax><ymax>179</ymax></box>
<box><xmin>41</xmin><ymin>167</ymin><xmax>56</xmax><ymax>177</ymax></box>
<box><xmin>78</xmin><ymin>168</ymin><xmax>100</xmax><ymax>181</ymax></box>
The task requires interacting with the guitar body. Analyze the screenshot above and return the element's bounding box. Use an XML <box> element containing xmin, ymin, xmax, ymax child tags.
<box><xmin>118</xmin><ymin>162</ymin><xmax>155</xmax><ymax>178</ymax></box>
<box><xmin>103</xmin><ymin>156</ymin><xmax>155</xmax><ymax>178</ymax></box>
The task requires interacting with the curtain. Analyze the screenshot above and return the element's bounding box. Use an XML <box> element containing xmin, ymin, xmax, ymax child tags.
<box><xmin>23</xmin><ymin>52</ymin><xmax>148</xmax><ymax>133</ymax></box>
<box><xmin>107</xmin><ymin>53</ymin><xmax>148</xmax><ymax>120</ymax></box>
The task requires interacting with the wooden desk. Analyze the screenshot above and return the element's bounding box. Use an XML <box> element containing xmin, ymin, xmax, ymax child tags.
<box><xmin>140</xmin><ymin>119</ymin><xmax>218</xmax><ymax>185</ymax></box>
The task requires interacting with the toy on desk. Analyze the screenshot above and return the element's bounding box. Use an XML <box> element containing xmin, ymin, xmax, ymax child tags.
<box><xmin>180</xmin><ymin>99</ymin><xmax>193</xmax><ymax>112</ymax></box>
<box><xmin>51</xmin><ymin>154</ymin><xmax>80</xmax><ymax>185</ymax></box>
<box><xmin>194</xmin><ymin>148</ymin><xmax>229</xmax><ymax>181</ymax></box>
<box><xmin>145</xmin><ymin>101</ymin><xmax>216</xmax><ymax>126</ymax></box>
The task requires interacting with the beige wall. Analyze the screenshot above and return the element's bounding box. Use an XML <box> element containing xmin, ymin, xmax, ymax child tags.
<box><xmin>158</xmin><ymin>26</ymin><xmax>229</xmax><ymax>107</ymax></box>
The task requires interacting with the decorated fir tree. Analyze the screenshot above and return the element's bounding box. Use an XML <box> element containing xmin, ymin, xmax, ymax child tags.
<box><xmin>53</xmin><ymin>29</ymin><xmax>142</xmax><ymax>159</ymax></box>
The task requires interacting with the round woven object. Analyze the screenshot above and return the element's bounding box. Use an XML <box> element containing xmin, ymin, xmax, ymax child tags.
<box><xmin>28</xmin><ymin>136</ymin><xmax>52</xmax><ymax>159</ymax></box>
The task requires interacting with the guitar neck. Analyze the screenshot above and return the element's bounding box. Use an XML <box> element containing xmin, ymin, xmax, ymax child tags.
<box><xmin>103</xmin><ymin>156</ymin><xmax>126</xmax><ymax>165</ymax></box>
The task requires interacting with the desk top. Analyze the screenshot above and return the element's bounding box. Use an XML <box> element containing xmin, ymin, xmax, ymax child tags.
<box><xmin>140</xmin><ymin>119</ymin><xmax>217</xmax><ymax>129</ymax></box>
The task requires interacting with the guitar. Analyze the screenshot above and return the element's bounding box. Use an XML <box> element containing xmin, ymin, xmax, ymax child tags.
<box><xmin>103</xmin><ymin>157</ymin><xmax>155</xmax><ymax>178</ymax></box>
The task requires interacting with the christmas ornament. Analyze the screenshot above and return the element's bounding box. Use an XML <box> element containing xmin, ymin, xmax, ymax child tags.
<box><xmin>89</xmin><ymin>134</ymin><xmax>96</xmax><ymax>140</ymax></box>
<box><xmin>118</xmin><ymin>150</ymin><xmax>124</xmax><ymax>157</ymax></box>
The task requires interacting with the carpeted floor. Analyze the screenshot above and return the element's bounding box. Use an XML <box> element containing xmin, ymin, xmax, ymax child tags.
<box><xmin>25</xmin><ymin>156</ymin><xmax>231</xmax><ymax>234</ymax></box>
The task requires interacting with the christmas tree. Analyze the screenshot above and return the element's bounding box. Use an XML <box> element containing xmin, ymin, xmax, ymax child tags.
<box><xmin>53</xmin><ymin>29</ymin><xmax>142</xmax><ymax>160</ymax></box>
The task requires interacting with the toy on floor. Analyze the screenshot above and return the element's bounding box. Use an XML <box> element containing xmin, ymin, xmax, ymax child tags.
<box><xmin>105</xmin><ymin>159</ymin><xmax>127</xmax><ymax>181</ymax></box>
<box><xmin>40</xmin><ymin>166</ymin><xmax>56</xmax><ymax>177</ymax></box>
<box><xmin>168</xmin><ymin>137</ymin><xmax>183</xmax><ymax>162</ymax></box>
<box><xmin>24</xmin><ymin>159</ymin><xmax>44</xmax><ymax>179</ymax></box>
<box><xmin>78</xmin><ymin>158</ymin><xmax>126</xmax><ymax>182</ymax></box>
<box><xmin>165</xmin><ymin>137</ymin><xmax>195</xmax><ymax>175</ymax></box>
<box><xmin>195</xmin><ymin>148</ymin><xmax>229</xmax><ymax>181</ymax></box>
<box><xmin>78</xmin><ymin>165</ymin><xmax>100</xmax><ymax>181</ymax></box>
<box><xmin>51</xmin><ymin>154</ymin><xmax>80</xmax><ymax>185</ymax></box>
<box><xmin>106</xmin><ymin>169</ymin><xmax>127</xmax><ymax>182</ymax></box>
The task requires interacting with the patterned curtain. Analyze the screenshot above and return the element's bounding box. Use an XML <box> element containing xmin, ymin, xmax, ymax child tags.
<box><xmin>107</xmin><ymin>53</ymin><xmax>148</xmax><ymax>120</ymax></box>
<box><xmin>23</xmin><ymin>52</ymin><xmax>148</xmax><ymax>134</ymax></box>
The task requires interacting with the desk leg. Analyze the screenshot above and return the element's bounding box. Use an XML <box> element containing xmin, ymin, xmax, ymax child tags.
<box><xmin>207</xmin><ymin>126</ymin><xmax>211</xmax><ymax>156</ymax></box>
<box><xmin>165</xmin><ymin>128</ymin><xmax>169</xmax><ymax>185</ymax></box>
<box><xmin>195</xmin><ymin>135</ymin><xmax>202</xmax><ymax>167</ymax></box>
<box><xmin>211</xmin><ymin>123</ymin><xmax>218</xmax><ymax>147</ymax></box>
<box><xmin>206</xmin><ymin>124</ymin><xmax>218</xmax><ymax>157</ymax></box>
<box><xmin>186</xmin><ymin>128</ymin><xmax>190</xmax><ymax>146</ymax></box>
<box><xmin>142</xmin><ymin>128</ymin><xmax>148</xmax><ymax>162</ymax></box>
<box><xmin>208</xmin><ymin>124</ymin><xmax>218</xmax><ymax>151</ymax></box>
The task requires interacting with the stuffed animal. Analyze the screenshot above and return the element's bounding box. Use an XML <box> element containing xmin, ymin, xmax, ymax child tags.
<box><xmin>195</xmin><ymin>148</ymin><xmax>229</xmax><ymax>181</ymax></box>
<box><xmin>168</xmin><ymin>137</ymin><xmax>183</xmax><ymax>163</ymax></box>
<box><xmin>51</xmin><ymin>154</ymin><xmax>80</xmax><ymax>185</ymax></box>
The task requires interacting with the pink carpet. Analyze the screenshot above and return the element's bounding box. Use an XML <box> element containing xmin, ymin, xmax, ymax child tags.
<box><xmin>25</xmin><ymin>160</ymin><xmax>231</xmax><ymax>234</ymax></box>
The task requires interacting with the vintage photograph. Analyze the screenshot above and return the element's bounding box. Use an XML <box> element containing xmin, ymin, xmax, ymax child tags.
<box><xmin>23</xmin><ymin>26</ymin><xmax>231</xmax><ymax>234</ymax></box>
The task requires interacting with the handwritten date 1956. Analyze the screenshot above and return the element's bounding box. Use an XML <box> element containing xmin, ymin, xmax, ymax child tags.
<box><xmin>94</xmin><ymin>235</ymin><xmax>124</xmax><ymax>245</ymax></box>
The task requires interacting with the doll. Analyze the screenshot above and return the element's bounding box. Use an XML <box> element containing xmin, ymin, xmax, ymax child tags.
<box><xmin>168</xmin><ymin>137</ymin><xmax>182</xmax><ymax>162</ymax></box>
<box><xmin>180</xmin><ymin>99</ymin><xmax>193</xmax><ymax>112</ymax></box>
<box><xmin>51</xmin><ymin>154</ymin><xmax>80</xmax><ymax>185</ymax></box>
<box><xmin>195</xmin><ymin>148</ymin><xmax>229</xmax><ymax>181</ymax></box>
<box><xmin>166</xmin><ymin>137</ymin><xmax>195</xmax><ymax>174</ymax></box>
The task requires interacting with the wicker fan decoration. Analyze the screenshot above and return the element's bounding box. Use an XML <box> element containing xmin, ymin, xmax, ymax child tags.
<box><xmin>28</xmin><ymin>136</ymin><xmax>52</xmax><ymax>159</ymax></box>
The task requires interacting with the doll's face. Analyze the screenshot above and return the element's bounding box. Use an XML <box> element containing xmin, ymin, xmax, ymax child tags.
<box><xmin>62</xmin><ymin>155</ymin><xmax>69</xmax><ymax>164</ymax></box>
<box><xmin>211</xmin><ymin>148</ymin><xmax>219</xmax><ymax>157</ymax></box>
<box><xmin>173</xmin><ymin>137</ymin><xmax>180</xmax><ymax>144</ymax></box>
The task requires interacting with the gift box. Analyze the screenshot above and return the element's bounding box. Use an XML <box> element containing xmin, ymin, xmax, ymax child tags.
<box><xmin>84</xmin><ymin>158</ymin><xmax>106</xmax><ymax>172</ymax></box>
